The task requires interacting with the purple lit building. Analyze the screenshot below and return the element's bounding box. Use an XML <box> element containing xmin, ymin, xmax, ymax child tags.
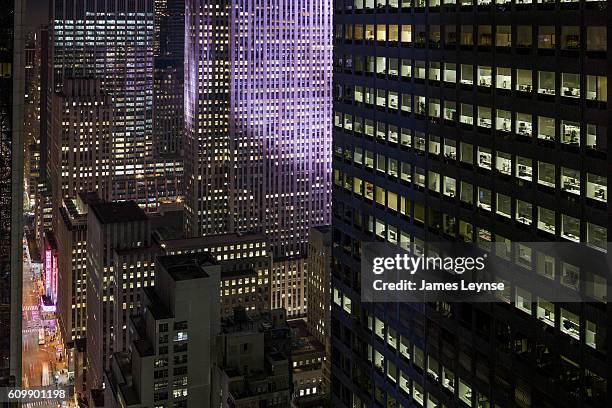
<box><xmin>184</xmin><ymin>0</ymin><xmax>332</xmax><ymax>316</ymax></box>
<box><xmin>152</xmin><ymin>0</ymin><xmax>185</xmax><ymax>205</ymax></box>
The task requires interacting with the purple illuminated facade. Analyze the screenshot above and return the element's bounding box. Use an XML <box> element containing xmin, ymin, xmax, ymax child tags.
<box><xmin>184</xmin><ymin>0</ymin><xmax>332</xmax><ymax>259</ymax></box>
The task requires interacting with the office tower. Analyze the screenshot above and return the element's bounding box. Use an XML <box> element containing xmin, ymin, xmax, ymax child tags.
<box><xmin>85</xmin><ymin>206</ymin><xmax>273</xmax><ymax>392</ymax></box>
<box><xmin>151</xmin><ymin>0</ymin><xmax>185</xmax><ymax>206</ymax></box>
<box><xmin>154</xmin><ymin>0</ymin><xmax>184</xmax><ymax>157</ymax></box>
<box><xmin>56</xmin><ymin>192</ymin><xmax>101</xmax><ymax>343</ymax></box>
<box><xmin>49</xmin><ymin>79</ymin><xmax>113</xmax><ymax>209</ymax></box>
<box><xmin>270</xmin><ymin>257</ymin><xmax>309</xmax><ymax>316</ymax></box>
<box><xmin>184</xmin><ymin>0</ymin><xmax>333</xmax><ymax>317</ymax></box>
<box><xmin>289</xmin><ymin>319</ymin><xmax>327</xmax><ymax>404</ymax></box>
<box><xmin>35</xmin><ymin>25</ymin><xmax>50</xmax><ymax>237</ymax></box>
<box><xmin>24</xmin><ymin>30</ymin><xmax>41</xmax><ymax>207</ymax></box>
<box><xmin>331</xmin><ymin>1</ymin><xmax>609</xmax><ymax>408</ymax></box>
<box><xmin>183</xmin><ymin>0</ymin><xmax>230</xmax><ymax>237</ymax></box>
<box><xmin>213</xmin><ymin>308</ymin><xmax>292</xmax><ymax>407</ymax></box>
<box><xmin>223</xmin><ymin>0</ymin><xmax>333</xmax><ymax>257</ymax></box>
<box><xmin>41</xmin><ymin>231</ymin><xmax>59</xmax><ymax>308</ymax></box>
<box><xmin>158</xmin><ymin>232</ymin><xmax>273</xmax><ymax>319</ymax></box>
<box><xmin>34</xmin><ymin>182</ymin><xmax>52</xmax><ymax>252</ymax></box>
<box><xmin>104</xmin><ymin>252</ymin><xmax>221</xmax><ymax>408</ymax></box>
<box><xmin>306</xmin><ymin>225</ymin><xmax>332</xmax><ymax>394</ymax></box>
<box><xmin>184</xmin><ymin>0</ymin><xmax>333</xmax><ymax>247</ymax></box>
<box><xmin>306</xmin><ymin>226</ymin><xmax>332</xmax><ymax>344</ymax></box>
<box><xmin>86</xmin><ymin>201</ymin><xmax>154</xmax><ymax>391</ymax></box>
<box><xmin>39</xmin><ymin>25</ymin><xmax>49</xmax><ymax>182</ymax></box>
<box><xmin>0</xmin><ymin>0</ymin><xmax>23</xmax><ymax>388</ymax></box>
<box><xmin>51</xmin><ymin>0</ymin><xmax>155</xmax><ymax>206</ymax></box>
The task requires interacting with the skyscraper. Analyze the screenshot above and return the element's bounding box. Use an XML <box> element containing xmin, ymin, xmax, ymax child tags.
<box><xmin>86</xmin><ymin>201</ymin><xmax>153</xmax><ymax>391</ymax></box>
<box><xmin>184</xmin><ymin>0</ymin><xmax>333</xmax><ymax>316</ymax></box>
<box><xmin>331</xmin><ymin>1</ymin><xmax>609</xmax><ymax>407</ymax></box>
<box><xmin>306</xmin><ymin>225</ymin><xmax>332</xmax><ymax>394</ymax></box>
<box><xmin>213</xmin><ymin>308</ymin><xmax>293</xmax><ymax>407</ymax></box>
<box><xmin>49</xmin><ymin>78</ymin><xmax>113</xmax><ymax>207</ymax></box>
<box><xmin>159</xmin><ymin>232</ymin><xmax>273</xmax><ymax>319</ymax></box>
<box><xmin>49</xmin><ymin>77</ymin><xmax>114</xmax><ymax>360</ymax></box>
<box><xmin>56</xmin><ymin>192</ymin><xmax>100</xmax><ymax>344</ymax></box>
<box><xmin>51</xmin><ymin>0</ymin><xmax>155</xmax><ymax>206</ymax></box>
<box><xmin>24</xmin><ymin>30</ymin><xmax>41</xmax><ymax>208</ymax></box>
<box><xmin>0</xmin><ymin>0</ymin><xmax>24</xmax><ymax>389</ymax></box>
<box><xmin>152</xmin><ymin>0</ymin><xmax>185</xmax><ymax>206</ymax></box>
<box><xmin>154</xmin><ymin>0</ymin><xmax>185</xmax><ymax>157</ymax></box>
<box><xmin>184</xmin><ymin>0</ymin><xmax>230</xmax><ymax>236</ymax></box>
<box><xmin>104</xmin><ymin>252</ymin><xmax>221</xmax><ymax>407</ymax></box>
<box><xmin>184</xmin><ymin>0</ymin><xmax>332</xmax><ymax>248</ymax></box>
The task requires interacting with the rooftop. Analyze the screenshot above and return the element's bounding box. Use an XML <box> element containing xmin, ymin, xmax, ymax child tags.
<box><xmin>150</xmin><ymin>209</ymin><xmax>184</xmax><ymax>240</ymax></box>
<box><xmin>157</xmin><ymin>252</ymin><xmax>217</xmax><ymax>282</ymax></box>
<box><xmin>105</xmin><ymin>352</ymin><xmax>141</xmax><ymax>407</ymax></box>
<box><xmin>90</xmin><ymin>201</ymin><xmax>148</xmax><ymax>224</ymax></box>
<box><xmin>63</xmin><ymin>197</ymin><xmax>85</xmax><ymax>218</ymax></box>
<box><xmin>114</xmin><ymin>241</ymin><xmax>161</xmax><ymax>257</ymax></box>
<box><xmin>141</xmin><ymin>288</ymin><xmax>173</xmax><ymax>321</ymax></box>
<box><xmin>222</xmin><ymin>308</ymin><xmax>288</xmax><ymax>335</ymax></box>
<box><xmin>160</xmin><ymin>231</ymin><xmax>269</xmax><ymax>251</ymax></box>
<box><xmin>289</xmin><ymin>319</ymin><xmax>325</xmax><ymax>356</ymax></box>
<box><xmin>61</xmin><ymin>193</ymin><xmax>100</xmax><ymax>224</ymax></box>
<box><xmin>77</xmin><ymin>190</ymin><xmax>102</xmax><ymax>206</ymax></box>
<box><xmin>222</xmin><ymin>268</ymin><xmax>258</xmax><ymax>280</ymax></box>
<box><xmin>44</xmin><ymin>230</ymin><xmax>58</xmax><ymax>250</ymax></box>
<box><xmin>312</xmin><ymin>225</ymin><xmax>332</xmax><ymax>234</ymax></box>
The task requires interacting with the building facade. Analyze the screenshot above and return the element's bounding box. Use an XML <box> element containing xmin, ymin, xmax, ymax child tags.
<box><xmin>331</xmin><ymin>1</ymin><xmax>610</xmax><ymax>407</ymax></box>
<box><xmin>306</xmin><ymin>225</ymin><xmax>331</xmax><ymax>395</ymax></box>
<box><xmin>213</xmin><ymin>308</ymin><xmax>293</xmax><ymax>408</ymax></box>
<box><xmin>272</xmin><ymin>257</ymin><xmax>309</xmax><ymax>317</ymax></box>
<box><xmin>0</xmin><ymin>0</ymin><xmax>24</xmax><ymax>388</ymax></box>
<box><xmin>56</xmin><ymin>193</ymin><xmax>100</xmax><ymax>344</ymax></box>
<box><xmin>289</xmin><ymin>319</ymin><xmax>327</xmax><ymax>404</ymax></box>
<box><xmin>184</xmin><ymin>0</ymin><xmax>333</xmax><ymax>255</ymax></box>
<box><xmin>183</xmin><ymin>0</ymin><xmax>230</xmax><ymax>236</ymax></box>
<box><xmin>151</xmin><ymin>0</ymin><xmax>185</xmax><ymax>206</ymax></box>
<box><xmin>49</xmin><ymin>78</ymin><xmax>113</xmax><ymax>208</ymax></box>
<box><xmin>105</xmin><ymin>252</ymin><xmax>221</xmax><ymax>407</ymax></box>
<box><xmin>51</xmin><ymin>0</ymin><xmax>156</xmax><ymax>207</ymax></box>
<box><xmin>159</xmin><ymin>232</ymin><xmax>273</xmax><ymax>319</ymax></box>
<box><xmin>154</xmin><ymin>0</ymin><xmax>185</xmax><ymax>157</ymax></box>
<box><xmin>86</xmin><ymin>201</ymin><xmax>153</xmax><ymax>391</ymax></box>
<box><xmin>306</xmin><ymin>226</ymin><xmax>332</xmax><ymax>346</ymax></box>
<box><xmin>24</xmin><ymin>29</ymin><xmax>41</xmax><ymax>208</ymax></box>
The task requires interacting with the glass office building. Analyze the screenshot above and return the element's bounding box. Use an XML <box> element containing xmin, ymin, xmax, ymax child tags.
<box><xmin>331</xmin><ymin>1</ymin><xmax>610</xmax><ymax>407</ymax></box>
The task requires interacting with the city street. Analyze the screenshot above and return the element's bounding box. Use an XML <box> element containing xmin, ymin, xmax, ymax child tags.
<box><xmin>22</xmin><ymin>237</ymin><xmax>71</xmax><ymax>407</ymax></box>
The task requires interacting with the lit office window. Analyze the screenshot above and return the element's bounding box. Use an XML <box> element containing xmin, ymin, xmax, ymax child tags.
<box><xmin>496</xmin><ymin>67</ymin><xmax>511</xmax><ymax>90</ymax></box>
<box><xmin>516</xmin><ymin>200</ymin><xmax>532</xmax><ymax>225</ymax></box>
<box><xmin>538</xmin><ymin>116</ymin><xmax>555</xmax><ymax>141</ymax></box>
<box><xmin>560</xmin><ymin>167</ymin><xmax>580</xmax><ymax>195</ymax></box>
<box><xmin>561</xmin><ymin>120</ymin><xmax>580</xmax><ymax>146</ymax></box>
<box><xmin>561</xmin><ymin>214</ymin><xmax>580</xmax><ymax>242</ymax></box>
<box><xmin>537</xmin><ymin>207</ymin><xmax>556</xmax><ymax>234</ymax></box>
<box><xmin>586</xmin><ymin>173</ymin><xmax>606</xmax><ymax>202</ymax></box>
<box><xmin>561</xmin><ymin>73</ymin><xmax>580</xmax><ymax>98</ymax></box>
<box><xmin>538</xmin><ymin>71</ymin><xmax>555</xmax><ymax>95</ymax></box>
